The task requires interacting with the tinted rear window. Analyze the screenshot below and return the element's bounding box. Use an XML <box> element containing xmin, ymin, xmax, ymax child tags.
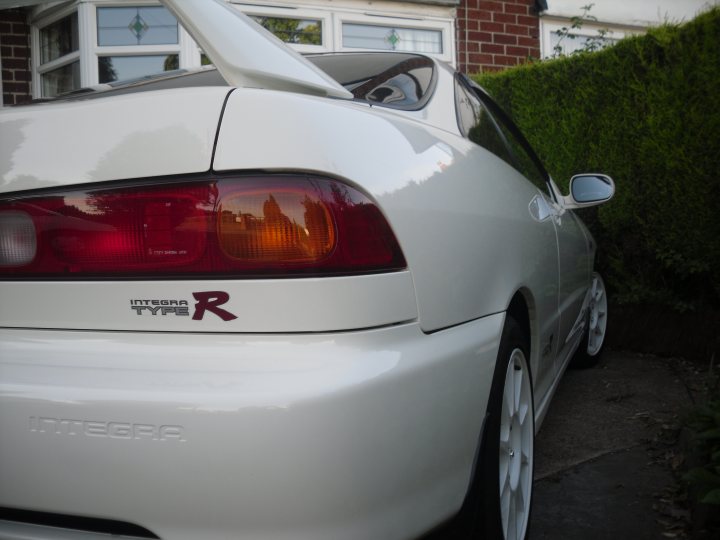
<box><xmin>308</xmin><ymin>52</ymin><xmax>436</xmax><ymax>110</ymax></box>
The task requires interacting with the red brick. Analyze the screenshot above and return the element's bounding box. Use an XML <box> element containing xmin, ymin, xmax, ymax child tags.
<box><xmin>0</xmin><ymin>22</ymin><xmax>12</xmax><ymax>34</ymax></box>
<box><xmin>468</xmin><ymin>31</ymin><xmax>492</xmax><ymax>42</ymax></box>
<box><xmin>1</xmin><ymin>69</ymin><xmax>12</xmax><ymax>81</ymax></box>
<box><xmin>506</xmin><ymin>45</ymin><xmax>530</xmax><ymax>57</ymax></box>
<box><xmin>467</xmin><ymin>9</ymin><xmax>493</xmax><ymax>21</ymax></box>
<box><xmin>3</xmin><ymin>81</ymin><xmax>29</xmax><ymax>93</ymax></box>
<box><xmin>13</xmin><ymin>46</ymin><xmax>29</xmax><ymax>58</ymax></box>
<box><xmin>469</xmin><ymin>53</ymin><xmax>494</xmax><ymax>64</ymax></box>
<box><xmin>465</xmin><ymin>41</ymin><xmax>480</xmax><ymax>52</ymax></box>
<box><xmin>1</xmin><ymin>46</ymin><xmax>12</xmax><ymax>57</ymax></box>
<box><xmin>506</xmin><ymin>24</ymin><xmax>530</xmax><ymax>36</ymax></box>
<box><xmin>479</xmin><ymin>21</ymin><xmax>503</xmax><ymax>33</ymax></box>
<box><xmin>517</xmin><ymin>15</ymin><xmax>538</xmax><ymax>27</ymax></box>
<box><xmin>12</xmin><ymin>69</ymin><xmax>31</xmax><ymax>82</ymax></box>
<box><xmin>1</xmin><ymin>35</ymin><xmax>27</xmax><ymax>46</ymax></box>
<box><xmin>494</xmin><ymin>55</ymin><xmax>520</xmax><ymax>66</ymax></box>
<box><xmin>481</xmin><ymin>42</ymin><xmax>505</xmax><ymax>54</ymax></box>
<box><xmin>12</xmin><ymin>23</ymin><xmax>28</xmax><ymax>34</ymax></box>
<box><xmin>482</xmin><ymin>2</ymin><xmax>505</xmax><ymax>13</ymax></box>
<box><xmin>518</xmin><ymin>36</ymin><xmax>539</xmax><ymax>47</ymax></box>
<box><xmin>493</xmin><ymin>33</ymin><xmax>517</xmax><ymax>45</ymax></box>
<box><xmin>1</xmin><ymin>58</ymin><xmax>28</xmax><ymax>70</ymax></box>
<box><xmin>493</xmin><ymin>12</ymin><xmax>516</xmax><ymax>24</ymax></box>
<box><xmin>504</xmin><ymin>4</ymin><xmax>529</xmax><ymax>15</ymax></box>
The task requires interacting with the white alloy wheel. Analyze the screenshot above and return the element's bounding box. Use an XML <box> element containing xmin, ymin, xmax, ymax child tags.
<box><xmin>498</xmin><ymin>348</ymin><xmax>533</xmax><ymax>540</ymax></box>
<box><xmin>586</xmin><ymin>272</ymin><xmax>608</xmax><ymax>356</ymax></box>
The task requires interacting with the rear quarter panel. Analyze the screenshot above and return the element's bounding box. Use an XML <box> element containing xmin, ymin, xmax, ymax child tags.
<box><xmin>213</xmin><ymin>88</ymin><xmax>559</xmax><ymax>334</ymax></box>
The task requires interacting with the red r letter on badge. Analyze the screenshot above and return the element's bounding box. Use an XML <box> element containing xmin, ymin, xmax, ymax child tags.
<box><xmin>192</xmin><ymin>291</ymin><xmax>238</xmax><ymax>321</ymax></box>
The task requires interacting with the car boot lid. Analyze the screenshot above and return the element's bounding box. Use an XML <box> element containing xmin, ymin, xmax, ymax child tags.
<box><xmin>161</xmin><ymin>0</ymin><xmax>352</xmax><ymax>99</ymax></box>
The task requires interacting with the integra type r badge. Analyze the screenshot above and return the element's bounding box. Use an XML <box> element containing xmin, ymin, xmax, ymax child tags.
<box><xmin>130</xmin><ymin>291</ymin><xmax>238</xmax><ymax>321</ymax></box>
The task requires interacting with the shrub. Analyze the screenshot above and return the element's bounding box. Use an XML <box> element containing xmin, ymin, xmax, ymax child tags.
<box><xmin>474</xmin><ymin>8</ymin><xmax>720</xmax><ymax>311</ymax></box>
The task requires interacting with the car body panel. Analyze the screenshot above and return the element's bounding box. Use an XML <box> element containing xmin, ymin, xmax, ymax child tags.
<box><xmin>0</xmin><ymin>87</ymin><xmax>230</xmax><ymax>194</ymax></box>
<box><xmin>0</xmin><ymin>315</ymin><xmax>503</xmax><ymax>540</ymax></box>
<box><xmin>555</xmin><ymin>210</ymin><xmax>593</xmax><ymax>362</ymax></box>
<box><xmin>0</xmin><ymin>272</ymin><xmax>417</xmax><ymax>332</ymax></box>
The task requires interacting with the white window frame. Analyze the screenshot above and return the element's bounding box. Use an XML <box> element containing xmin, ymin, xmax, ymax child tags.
<box><xmin>335</xmin><ymin>12</ymin><xmax>454</xmax><ymax>64</ymax></box>
<box><xmin>31</xmin><ymin>3</ymin><xmax>82</xmax><ymax>97</ymax></box>
<box><xmin>31</xmin><ymin>0</ymin><xmax>201</xmax><ymax>97</ymax></box>
<box><xmin>539</xmin><ymin>17</ymin><xmax>641</xmax><ymax>58</ymax></box>
<box><xmin>231</xmin><ymin>0</ymin><xmax>455</xmax><ymax>65</ymax></box>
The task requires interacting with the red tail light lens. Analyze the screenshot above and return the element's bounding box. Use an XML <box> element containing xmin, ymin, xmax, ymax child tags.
<box><xmin>0</xmin><ymin>176</ymin><xmax>406</xmax><ymax>278</ymax></box>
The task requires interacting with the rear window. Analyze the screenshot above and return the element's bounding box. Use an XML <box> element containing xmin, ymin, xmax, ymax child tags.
<box><xmin>308</xmin><ymin>52</ymin><xmax>436</xmax><ymax>110</ymax></box>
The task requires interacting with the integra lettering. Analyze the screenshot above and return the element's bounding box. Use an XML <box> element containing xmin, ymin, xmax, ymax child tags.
<box><xmin>130</xmin><ymin>299</ymin><xmax>190</xmax><ymax>316</ymax></box>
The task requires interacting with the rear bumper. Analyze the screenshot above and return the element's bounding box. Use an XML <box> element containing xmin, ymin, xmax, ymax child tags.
<box><xmin>0</xmin><ymin>316</ymin><xmax>503</xmax><ymax>540</ymax></box>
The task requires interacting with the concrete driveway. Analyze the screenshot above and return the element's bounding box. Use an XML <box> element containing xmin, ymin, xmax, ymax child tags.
<box><xmin>531</xmin><ymin>351</ymin><xmax>705</xmax><ymax>539</ymax></box>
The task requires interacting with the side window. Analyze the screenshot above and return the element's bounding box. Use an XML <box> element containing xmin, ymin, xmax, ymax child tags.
<box><xmin>455</xmin><ymin>78</ymin><xmax>516</xmax><ymax>168</ymax></box>
<box><xmin>492</xmin><ymin>114</ymin><xmax>548</xmax><ymax>192</ymax></box>
<box><xmin>455</xmin><ymin>76</ymin><xmax>550</xmax><ymax>193</ymax></box>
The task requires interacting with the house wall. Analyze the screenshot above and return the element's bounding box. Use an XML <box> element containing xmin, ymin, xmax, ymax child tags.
<box><xmin>457</xmin><ymin>0</ymin><xmax>541</xmax><ymax>74</ymax></box>
<box><xmin>0</xmin><ymin>9</ymin><xmax>32</xmax><ymax>106</ymax></box>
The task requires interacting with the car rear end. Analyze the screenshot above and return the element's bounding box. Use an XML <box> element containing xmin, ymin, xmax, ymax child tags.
<box><xmin>0</xmin><ymin>85</ymin><xmax>504</xmax><ymax>539</ymax></box>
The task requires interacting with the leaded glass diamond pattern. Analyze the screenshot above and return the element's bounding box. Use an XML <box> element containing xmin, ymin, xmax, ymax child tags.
<box><xmin>386</xmin><ymin>29</ymin><xmax>401</xmax><ymax>49</ymax></box>
<box><xmin>128</xmin><ymin>14</ymin><xmax>149</xmax><ymax>42</ymax></box>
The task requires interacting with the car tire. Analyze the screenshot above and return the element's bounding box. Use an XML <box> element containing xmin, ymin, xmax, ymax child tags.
<box><xmin>460</xmin><ymin>316</ymin><xmax>534</xmax><ymax>540</ymax></box>
<box><xmin>570</xmin><ymin>272</ymin><xmax>608</xmax><ymax>369</ymax></box>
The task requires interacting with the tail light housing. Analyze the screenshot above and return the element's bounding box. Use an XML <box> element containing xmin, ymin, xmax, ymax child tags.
<box><xmin>0</xmin><ymin>175</ymin><xmax>406</xmax><ymax>278</ymax></box>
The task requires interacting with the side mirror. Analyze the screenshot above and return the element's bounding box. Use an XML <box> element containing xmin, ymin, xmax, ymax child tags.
<box><xmin>564</xmin><ymin>174</ymin><xmax>615</xmax><ymax>209</ymax></box>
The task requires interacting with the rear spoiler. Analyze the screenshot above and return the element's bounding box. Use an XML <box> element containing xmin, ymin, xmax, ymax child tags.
<box><xmin>161</xmin><ymin>0</ymin><xmax>352</xmax><ymax>99</ymax></box>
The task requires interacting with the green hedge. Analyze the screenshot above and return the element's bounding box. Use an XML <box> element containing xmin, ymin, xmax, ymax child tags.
<box><xmin>475</xmin><ymin>8</ymin><xmax>720</xmax><ymax>311</ymax></box>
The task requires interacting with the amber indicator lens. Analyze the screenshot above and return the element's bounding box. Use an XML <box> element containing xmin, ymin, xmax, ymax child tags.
<box><xmin>219</xmin><ymin>189</ymin><xmax>335</xmax><ymax>263</ymax></box>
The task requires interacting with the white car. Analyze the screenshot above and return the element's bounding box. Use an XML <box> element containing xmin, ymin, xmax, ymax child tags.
<box><xmin>0</xmin><ymin>1</ymin><xmax>614</xmax><ymax>539</ymax></box>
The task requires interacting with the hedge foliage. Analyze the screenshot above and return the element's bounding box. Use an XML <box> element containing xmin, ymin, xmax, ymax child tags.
<box><xmin>475</xmin><ymin>8</ymin><xmax>720</xmax><ymax>310</ymax></box>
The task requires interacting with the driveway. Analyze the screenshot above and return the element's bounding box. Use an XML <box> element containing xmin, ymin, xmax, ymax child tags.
<box><xmin>532</xmin><ymin>351</ymin><xmax>704</xmax><ymax>539</ymax></box>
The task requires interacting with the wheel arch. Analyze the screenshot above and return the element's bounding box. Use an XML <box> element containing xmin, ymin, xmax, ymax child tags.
<box><xmin>506</xmin><ymin>289</ymin><xmax>535</xmax><ymax>365</ymax></box>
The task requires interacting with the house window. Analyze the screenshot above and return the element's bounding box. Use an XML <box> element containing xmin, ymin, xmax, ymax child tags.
<box><xmin>98</xmin><ymin>54</ymin><xmax>179</xmax><ymax>83</ymax></box>
<box><xmin>95</xmin><ymin>5</ymin><xmax>182</xmax><ymax>84</ymax></box>
<box><xmin>342</xmin><ymin>23</ymin><xmax>443</xmax><ymax>54</ymax></box>
<box><xmin>36</xmin><ymin>11</ymin><xmax>81</xmax><ymax>97</ymax></box>
<box><xmin>251</xmin><ymin>16</ymin><xmax>322</xmax><ymax>46</ymax></box>
<box><xmin>233</xmin><ymin>3</ymin><xmax>453</xmax><ymax>62</ymax></box>
<box><xmin>539</xmin><ymin>19</ymin><xmax>636</xmax><ymax>58</ymax></box>
<box><xmin>32</xmin><ymin>2</ymin><xmax>199</xmax><ymax>98</ymax></box>
<box><xmin>96</xmin><ymin>6</ymin><xmax>179</xmax><ymax>46</ymax></box>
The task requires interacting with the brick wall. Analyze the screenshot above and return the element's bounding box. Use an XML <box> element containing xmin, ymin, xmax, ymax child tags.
<box><xmin>1</xmin><ymin>9</ymin><xmax>32</xmax><ymax>106</ymax></box>
<box><xmin>457</xmin><ymin>0</ymin><xmax>541</xmax><ymax>74</ymax></box>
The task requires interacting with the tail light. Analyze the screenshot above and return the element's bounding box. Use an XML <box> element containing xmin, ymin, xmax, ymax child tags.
<box><xmin>0</xmin><ymin>175</ymin><xmax>406</xmax><ymax>278</ymax></box>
